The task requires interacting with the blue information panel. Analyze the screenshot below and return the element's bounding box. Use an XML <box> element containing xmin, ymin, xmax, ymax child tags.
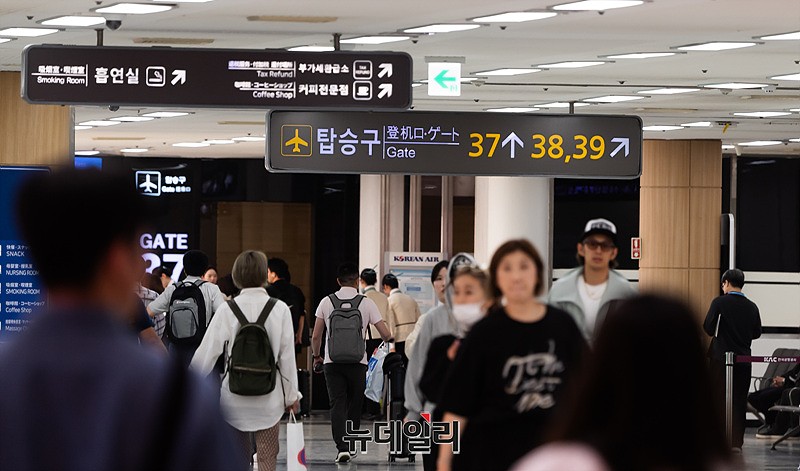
<box><xmin>0</xmin><ymin>167</ymin><xmax>48</xmax><ymax>338</ymax></box>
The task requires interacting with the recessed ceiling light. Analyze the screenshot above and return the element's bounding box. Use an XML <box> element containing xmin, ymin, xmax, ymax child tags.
<box><xmin>474</xmin><ymin>68</ymin><xmax>541</xmax><ymax>76</ymax></box>
<box><xmin>739</xmin><ymin>140</ymin><xmax>782</xmax><ymax>146</ymax></box>
<box><xmin>173</xmin><ymin>142</ymin><xmax>210</xmax><ymax>148</ymax></box>
<box><xmin>643</xmin><ymin>125</ymin><xmax>684</xmax><ymax>131</ymax></box>
<box><xmin>537</xmin><ymin>61</ymin><xmax>605</xmax><ymax>68</ymax></box>
<box><xmin>677</xmin><ymin>41</ymin><xmax>757</xmax><ymax>51</ymax></box>
<box><xmin>40</xmin><ymin>16</ymin><xmax>105</xmax><ymax>27</ymax></box>
<box><xmin>412</xmin><ymin>83</ymin><xmax>423</xmax><ymax>88</ymax></box>
<box><xmin>535</xmin><ymin>101</ymin><xmax>590</xmax><ymax>108</ymax></box>
<box><xmin>231</xmin><ymin>136</ymin><xmax>266</xmax><ymax>142</ymax></box>
<box><xmin>74</xmin><ymin>125</ymin><xmax>93</xmax><ymax>131</ymax></box>
<box><xmin>771</xmin><ymin>73</ymin><xmax>800</xmax><ymax>81</ymax></box>
<box><xmin>110</xmin><ymin>116</ymin><xmax>155</xmax><ymax>122</ymax></box>
<box><xmin>340</xmin><ymin>36</ymin><xmax>410</xmax><ymax>45</ymax></box>
<box><xmin>703</xmin><ymin>82</ymin><xmax>770</xmax><ymax>90</ymax></box>
<box><xmin>733</xmin><ymin>111</ymin><xmax>792</xmax><ymax>118</ymax></box>
<box><xmin>760</xmin><ymin>31</ymin><xmax>800</xmax><ymax>41</ymax></box>
<box><xmin>0</xmin><ymin>38</ymin><xmax>12</xmax><ymax>44</ymax></box>
<box><xmin>471</xmin><ymin>12</ymin><xmax>557</xmax><ymax>22</ymax></box>
<box><xmin>75</xmin><ymin>150</ymin><xmax>100</xmax><ymax>156</ymax></box>
<box><xmin>681</xmin><ymin>121</ymin><xmax>712</xmax><ymax>127</ymax></box>
<box><xmin>0</xmin><ymin>27</ymin><xmax>60</xmax><ymax>37</ymax></box>
<box><xmin>792</xmin><ymin>109</ymin><xmax>800</xmax><ymax>112</ymax></box>
<box><xmin>287</xmin><ymin>45</ymin><xmax>334</xmax><ymax>52</ymax></box>
<box><xmin>485</xmin><ymin>107</ymin><xmax>540</xmax><ymax>113</ymax></box>
<box><xmin>120</xmin><ymin>148</ymin><xmax>149</xmax><ymax>153</ymax></box>
<box><xmin>94</xmin><ymin>3</ymin><xmax>174</xmax><ymax>15</ymax></box>
<box><xmin>552</xmin><ymin>1</ymin><xmax>643</xmax><ymax>11</ymax></box>
<box><xmin>721</xmin><ymin>145</ymin><xmax>736</xmax><ymax>150</ymax></box>
<box><xmin>606</xmin><ymin>52</ymin><xmax>675</xmax><ymax>59</ymax></box>
<box><xmin>78</xmin><ymin>120</ymin><xmax>121</xmax><ymax>127</ymax></box>
<box><xmin>141</xmin><ymin>111</ymin><xmax>190</xmax><ymax>118</ymax></box>
<box><xmin>403</xmin><ymin>24</ymin><xmax>481</xmax><ymax>34</ymax></box>
<box><xmin>583</xmin><ymin>95</ymin><xmax>644</xmax><ymax>103</ymax></box>
<box><xmin>789</xmin><ymin>138</ymin><xmax>800</xmax><ymax>143</ymax></box>
<box><xmin>638</xmin><ymin>87</ymin><xmax>700</xmax><ymax>95</ymax></box>
<box><xmin>207</xmin><ymin>139</ymin><xmax>236</xmax><ymax>145</ymax></box>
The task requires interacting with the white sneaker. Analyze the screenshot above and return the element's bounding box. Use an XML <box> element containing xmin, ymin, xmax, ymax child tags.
<box><xmin>335</xmin><ymin>451</ymin><xmax>351</xmax><ymax>464</ymax></box>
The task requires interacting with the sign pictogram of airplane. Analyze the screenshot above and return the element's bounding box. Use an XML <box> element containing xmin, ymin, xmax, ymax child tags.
<box><xmin>139</xmin><ymin>174</ymin><xmax>158</xmax><ymax>192</ymax></box>
<box><xmin>285</xmin><ymin>129</ymin><xmax>309</xmax><ymax>153</ymax></box>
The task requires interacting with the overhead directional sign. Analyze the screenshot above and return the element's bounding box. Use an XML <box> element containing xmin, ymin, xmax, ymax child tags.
<box><xmin>21</xmin><ymin>45</ymin><xmax>412</xmax><ymax>109</ymax></box>
<box><xmin>267</xmin><ymin>111</ymin><xmax>642</xmax><ymax>178</ymax></box>
<box><xmin>428</xmin><ymin>62</ymin><xmax>461</xmax><ymax>97</ymax></box>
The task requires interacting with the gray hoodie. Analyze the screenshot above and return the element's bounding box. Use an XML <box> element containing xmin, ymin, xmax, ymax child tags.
<box><xmin>403</xmin><ymin>304</ymin><xmax>458</xmax><ymax>420</ymax></box>
<box><xmin>546</xmin><ymin>267</ymin><xmax>636</xmax><ymax>341</ymax></box>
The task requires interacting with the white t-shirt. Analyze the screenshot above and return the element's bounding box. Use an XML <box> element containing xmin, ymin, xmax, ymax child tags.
<box><xmin>577</xmin><ymin>276</ymin><xmax>607</xmax><ymax>335</ymax></box>
<box><xmin>315</xmin><ymin>286</ymin><xmax>383</xmax><ymax>365</ymax></box>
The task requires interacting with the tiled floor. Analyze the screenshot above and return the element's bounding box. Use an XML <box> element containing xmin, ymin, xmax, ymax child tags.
<box><xmin>269</xmin><ymin>415</ymin><xmax>800</xmax><ymax>470</ymax></box>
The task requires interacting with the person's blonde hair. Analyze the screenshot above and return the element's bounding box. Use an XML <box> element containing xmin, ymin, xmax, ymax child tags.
<box><xmin>231</xmin><ymin>250</ymin><xmax>269</xmax><ymax>289</ymax></box>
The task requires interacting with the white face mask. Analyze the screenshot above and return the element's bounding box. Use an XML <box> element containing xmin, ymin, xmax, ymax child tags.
<box><xmin>451</xmin><ymin>303</ymin><xmax>484</xmax><ymax>331</ymax></box>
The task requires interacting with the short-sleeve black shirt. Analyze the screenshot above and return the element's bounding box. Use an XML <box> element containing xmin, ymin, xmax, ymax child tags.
<box><xmin>439</xmin><ymin>305</ymin><xmax>588</xmax><ymax>471</ymax></box>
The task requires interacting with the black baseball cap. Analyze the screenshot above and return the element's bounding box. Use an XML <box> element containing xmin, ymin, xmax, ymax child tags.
<box><xmin>581</xmin><ymin>218</ymin><xmax>618</xmax><ymax>245</ymax></box>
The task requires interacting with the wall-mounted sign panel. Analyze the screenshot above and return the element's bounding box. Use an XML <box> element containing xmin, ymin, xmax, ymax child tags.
<box><xmin>22</xmin><ymin>45</ymin><xmax>412</xmax><ymax>109</ymax></box>
<box><xmin>266</xmin><ymin>111</ymin><xmax>642</xmax><ymax>178</ymax></box>
<box><xmin>0</xmin><ymin>167</ymin><xmax>48</xmax><ymax>339</ymax></box>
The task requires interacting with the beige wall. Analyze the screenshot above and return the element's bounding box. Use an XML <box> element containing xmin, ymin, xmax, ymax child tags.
<box><xmin>216</xmin><ymin>201</ymin><xmax>313</xmax><ymax>314</ymax></box>
<box><xmin>639</xmin><ymin>140</ymin><xmax>722</xmax><ymax>320</ymax></box>
<box><xmin>0</xmin><ymin>71</ymin><xmax>71</xmax><ymax>166</ymax></box>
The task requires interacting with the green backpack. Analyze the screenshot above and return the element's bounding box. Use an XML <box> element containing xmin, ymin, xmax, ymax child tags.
<box><xmin>226</xmin><ymin>298</ymin><xmax>278</xmax><ymax>396</ymax></box>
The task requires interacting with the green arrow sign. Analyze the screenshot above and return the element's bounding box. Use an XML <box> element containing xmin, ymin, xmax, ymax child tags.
<box><xmin>434</xmin><ymin>69</ymin><xmax>456</xmax><ymax>88</ymax></box>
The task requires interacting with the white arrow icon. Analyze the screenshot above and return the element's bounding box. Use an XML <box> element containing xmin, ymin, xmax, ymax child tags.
<box><xmin>501</xmin><ymin>132</ymin><xmax>524</xmax><ymax>159</ymax></box>
<box><xmin>378</xmin><ymin>63</ymin><xmax>393</xmax><ymax>78</ymax></box>
<box><xmin>171</xmin><ymin>69</ymin><xmax>187</xmax><ymax>86</ymax></box>
<box><xmin>378</xmin><ymin>83</ymin><xmax>393</xmax><ymax>99</ymax></box>
<box><xmin>609</xmin><ymin>137</ymin><xmax>630</xmax><ymax>158</ymax></box>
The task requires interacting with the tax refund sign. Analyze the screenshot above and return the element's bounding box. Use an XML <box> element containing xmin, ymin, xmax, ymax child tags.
<box><xmin>267</xmin><ymin>111</ymin><xmax>642</xmax><ymax>178</ymax></box>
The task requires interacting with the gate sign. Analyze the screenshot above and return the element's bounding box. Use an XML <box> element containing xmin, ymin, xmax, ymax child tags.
<box><xmin>21</xmin><ymin>45</ymin><xmax>412</xmax><ymax>109</ymax></box>
<box><xmin>266</xmin><ymin>111</ymin><xmax>642</xmax><ymax>178</ymax></box>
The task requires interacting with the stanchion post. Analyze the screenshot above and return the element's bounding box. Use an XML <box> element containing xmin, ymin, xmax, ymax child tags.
<box><xmin>725</xmin><ymin>351</ymin><xmax>734</xmax><ymax>447</ymax></box>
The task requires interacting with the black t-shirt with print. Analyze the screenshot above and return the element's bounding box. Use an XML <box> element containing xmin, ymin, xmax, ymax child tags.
<box><xmin>439</xmin><ymin>305</ymin><xmax>588</xmax><ymax>471</ymax></box>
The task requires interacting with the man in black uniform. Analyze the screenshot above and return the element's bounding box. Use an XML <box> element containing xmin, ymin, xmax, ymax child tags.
<box><xmin>267</xmin><ymin>258</ymin><xmax>308</xmax><ymax>354</ymax></box>
<box><xmin>703</xmin><ymin>268</ymin><xmax>762</xmax><ymax>449</ymax></box>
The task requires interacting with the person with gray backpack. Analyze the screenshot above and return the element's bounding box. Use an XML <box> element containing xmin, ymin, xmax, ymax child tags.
<box><xmin>147</xmin><ymin>250</ymin><xmax>225</xmax><ymax>367</ymax></box>
<box><xmin>311</xmin><ymin>262</ymin><xmax>394</xmax><ymax>464</ymax></box>
<box><xmin>191</xmin><ymin>250</ymin><xmax>301</xmax><ymax>471</ymax></box>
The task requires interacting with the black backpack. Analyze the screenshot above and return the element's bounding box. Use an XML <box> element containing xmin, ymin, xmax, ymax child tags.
<box><xmin>166</xmin><ymin>280</ymin><xmax>207</xmax><ymax>346</ymax></box>
<box><xmin>227</xmin><ymin>298</ymin><xmax>279</xmax><ymax>396</ymax></box>
<box><xmin>327</xmin><ymin>295</ymin><xmax>366</xmax><ymax>363</ymax></box>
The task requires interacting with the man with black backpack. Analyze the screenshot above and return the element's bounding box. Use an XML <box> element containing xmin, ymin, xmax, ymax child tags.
<box><xmin>148</xmin><ymin>250</ymin><xmax>225</xmax><ymax>367</ymax></box>
<box><xmin>311</xmin><ymin>262</ymin><xmax>394</xmax><ymax>464</ymax></box>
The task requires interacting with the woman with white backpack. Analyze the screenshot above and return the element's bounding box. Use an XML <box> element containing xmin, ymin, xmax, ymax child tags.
<box><xmin>192</xmin><ymin>250</ymin><xmax>301</xmax><ymax>471</ymax></box>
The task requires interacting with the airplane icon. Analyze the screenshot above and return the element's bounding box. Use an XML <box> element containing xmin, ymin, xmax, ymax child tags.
<box><xmin>139</xmin><ymin>174</ymin><xmax>158</xmax><ymax>192</ymax></box>
<box><xmin>285</xmin><ymin>129</ymin><xmax>309</xmax><ymax>153</ymax></box>
<box><xmin>135</xmin><ymin>171</ymin><xmax>162</xmax><ymax>196</ymax></box>
<box><xmin>280</xmin><ymin>125</ymin><xmax>313</xmax><ymax>157</ymax></box>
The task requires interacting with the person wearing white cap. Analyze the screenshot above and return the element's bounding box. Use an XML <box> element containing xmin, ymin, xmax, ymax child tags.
<box><xmin>546</xmin><ymin>218</ymin><xmax>636</xmax><ymax>341</ymax></box>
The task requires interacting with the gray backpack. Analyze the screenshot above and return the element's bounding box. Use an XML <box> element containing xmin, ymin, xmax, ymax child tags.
<box><xmin>328</xmin><ymin>295</ymin><xmax>365</xmax><ymax>363</ymax></box>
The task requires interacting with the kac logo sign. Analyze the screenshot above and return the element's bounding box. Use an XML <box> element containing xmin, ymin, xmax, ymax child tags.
<box><xmin>135</xmin><ymin>171</ymin><xmax>161</xmax><ymax>197</ymax></box>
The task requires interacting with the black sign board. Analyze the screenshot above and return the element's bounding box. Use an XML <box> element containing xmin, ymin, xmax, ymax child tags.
<box><xmin>266</xmin><ymin>111</ymin><xmax>642</xmax><ymax>178</ymax></box>
<box><xmin>22</xmin><ymin>45</ymin><xmax>412</xmax><ymax>109</ymax></box>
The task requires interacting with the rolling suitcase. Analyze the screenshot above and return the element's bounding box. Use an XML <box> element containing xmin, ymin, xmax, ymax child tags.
<box><xmin>297</xmin><ymin>369</ymin><xmax>311</xmax><ymax>417</ymax></box>
<box><xmin>383</xmin><ymin>352</ymin><xmax>415</xmax><ymax>463</ymax></box>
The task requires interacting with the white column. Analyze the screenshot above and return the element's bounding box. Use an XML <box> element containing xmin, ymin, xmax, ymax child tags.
<box><xmin>474</xmin><ymin>177</ymin><xmax>553</xmax><ymax>278</ymax></box>
<box><xmin>359</xmin><ymin>174</ymin><xmax>405</xmax><ymax>276</ymax></box>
